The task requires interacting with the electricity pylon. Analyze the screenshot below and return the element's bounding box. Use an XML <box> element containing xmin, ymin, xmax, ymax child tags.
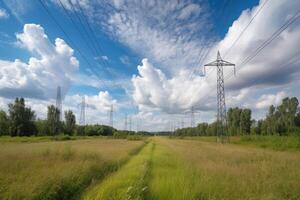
<box><xmin>109</xmin><ymin>104</ymin><xmax>113</xmax><ymax>128</ymax></box>
<box><xmin>79</xmin><ymin>96</ymin><xmax>86</xmax><ymax>126</ymax></box>
<box><xmin>190</xmin><ymin>106</ymin><xmax>195</xmax><ymax>127</ymax></box>
<box><xmin>56</xmin><ymin>86</ymin><xmax>62</xmax><ymax>121</ymax></box>
<box><xmin>124</xmin><ymin>113</ymin><xmax>127</xmax><ymax>130</ymax></box>
<box><xmin>204</xmin><ymin>51</ymin><xmax>235</xmax><ymax>142</ymax></box>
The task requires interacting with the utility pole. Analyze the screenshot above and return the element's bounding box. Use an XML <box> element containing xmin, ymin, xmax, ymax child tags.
<box><xmin>79</xmin><ymin>96</ymin><xmax>86</xmax><ymax>126</ymax></box>
<box><xmin>109</xmin><ymin>104</ymin><xmax>113</xmax><ymax>128</ymax></box>
<box><xmin>204</xmin><ymin>51</ymin><xmax>235</xmax><ymax>142</ymax></box>
<box><xmin>56</xmin><ymin>86</ymin><xmax>62</xmax><ymax>121</ymax></box>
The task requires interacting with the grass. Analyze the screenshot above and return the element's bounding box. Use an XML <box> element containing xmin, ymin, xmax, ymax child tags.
<box><xmin>175</xmin><ymin>135</ymin><xmax>300</xmax><ymax>151</ymax></box>
<box><xmin>157</xmin><ymin>137</ymin><xmax>300</xmax><ymax>199</ymax></box>
<box><xmin>231</xmin><ymin>135</ymin><xmax>300</xmax><ymax>151</ymax></box>
<box><xmin>2</xmin><ymin>136</ymin><xmax>300</xmax><ymax>199</ymax></box>
<box><xmin>83</xmin><ymin>141</ymin><xmax>154</xmax><ymax>200</ymax></box>
<box><xmin>0</xmin><ymin>138</ymin><xmax>144</xmax><ymax>200</ymax></box>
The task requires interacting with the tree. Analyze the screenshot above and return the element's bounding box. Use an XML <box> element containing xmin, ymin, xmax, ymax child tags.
<box><xmin>0</xmin><ymin>110</ymin><xmax>9</xmax><ymax>135</ymax></box>
<box><xmin>47</xmin><ymin>105</ymin><xmax>61</xmax><ymax>135</ymax></box>
<box><xmin>8</xmin><ymin>98</ymin><xmax>36</xmax><ymax>136</ymax></box>
<box><xmin>64</xmin><ymin>110</ymin><xmax>76</xmax><ymax>135</ymax></box>
<box><xmin>240</xmin><ymin>109</ymin><xmax>251</xmax><ymax>135</ymax></box>
<box><xmin>35</xmin><ymin>119</ymin><xmax>48</xmax><ymax>136</ymax></box>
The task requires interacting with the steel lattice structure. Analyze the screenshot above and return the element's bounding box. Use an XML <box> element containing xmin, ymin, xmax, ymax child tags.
<box><xmin>204</xmin><ymin>51</ymin><xmax>235</xmax><ymax>142</ymax></box>
<box><xmin>79</xmin><ymin>96</ymin><xmax>86</xmax><ymax>126</ymax></box>
<box><xmin>56</xmin><ymin>86</ymin><xmax>62</xmax><ymax>121</ymax></box>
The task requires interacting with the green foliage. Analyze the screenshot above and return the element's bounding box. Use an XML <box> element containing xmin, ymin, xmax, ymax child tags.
<box><xmin>46</xmin><ymin>105</ymin><xmax>61</xmax><ymax>135</ymax></box>
<box><xmin>64</xmin><ymin>110</ymin><xmax>76</xmax><ymax>135</ymax></box>
<box><xmin>234</xmin><ymin>135</ymin><xmax>300</xmax><ymax>151</ymax></box>
<box><xmin>35</xmin><ymin>119</ymin><xmax>48</xmax><ymax>136</ymax></box>
<box><xmin>82</xmin><ymin>124</ymin><xmax>116</xmax><ymax>136</ymax></box>
<box><xmin>254</xmin><ymin>97</ymin><xmax>300</xmax><ymax>136</ymax></box>
<box><xmin>0</xmin><ymin>110</ymin><xmax>9</xmax><ymax>135</ymax></box>
<box><xmin>8</xmin><ymin>97</ymin><xmax>36</xmax><ymax>136</ymax></box>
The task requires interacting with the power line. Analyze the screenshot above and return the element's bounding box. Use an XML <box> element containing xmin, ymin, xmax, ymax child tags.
<box><xmin>38</xmin><ymin>0</ymin><xmax>104</xmax><ymax>80</ymax></box>
<box><xmin>73</xmin><ymin>0</ymin><xmax>114</xmax><ymax>74</ymax></box>
<box><xmin>223</xmin><ymin>0</ymin><xmax>270</xmax><ymax>58</ymax></box>
<box><xmin>198</xmin><ymin>9</ymin><xmax>300</xmax><ymax>112</ymax></box>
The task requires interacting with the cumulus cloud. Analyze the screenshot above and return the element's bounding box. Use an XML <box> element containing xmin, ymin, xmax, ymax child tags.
<box><xmin>131</xmin><ymin>0</ymin><xmax>300</xmax><ymax>117</ymax></box>
<box><xmin>132</xmin><ymin>59</ymin><xmax>214</xmax><ymax>114</ymax></box>
<box><xmin>0</xmin><ymin>8</ymin><xmax>9</xmax><ymax>19</ymax></box>
<box><xmin>255</xmin><ymin>91</ymin><xmax>287</xmax><ymax>109</ymax></box>
<box><xmin>0</xmin><ymin>24</ymin><xmax>79</xmax><ymax>100</ymax></box>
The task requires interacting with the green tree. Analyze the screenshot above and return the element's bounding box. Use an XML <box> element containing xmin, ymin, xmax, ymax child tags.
<box><xmin>0</xmin><ymin>110</ymin><xmax>9</xmax><ymax>135</ymax></box>
<box><xmin>35</xmin><ymin>119</ymin><xmax>48</xmax><ymax>136</ymax></box>
<box><xmin>64</xmin><ymin>110</ymin><xmax>76</xmax><ymax>135</ymax></box>
<box><xmin>47</xmin><ymin>105</ymin><xmax>61</xmax><ymax>135</ymax></box>
<box><xmin>240</xmin><ymin>109</ymin><xmax>251</xmax><ymax>135</ymax></box>
<box><xmin>8</xmin><ymin>98</ymin><xmax>36</xmax><ymax>136</ymax></box>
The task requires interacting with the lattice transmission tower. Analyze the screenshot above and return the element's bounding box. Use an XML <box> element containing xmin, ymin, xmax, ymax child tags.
<box><xmin>79</xmin><ymin>96</ymin><xmax>86</xmax><ymax>126</ymax></box>
<box><xmin>109</xmin><ymin>104</ymin><xmax>113</xmax><ymax>128</ymax></box>
<box><xmin>56</xmin><ymin>86</ymin><xmax>62</xmax><ymax>121</ymax></box>
<box><xmin>190</xmin><ymin>106</ymin><xmax>195</xmax><ymax>127</ymax></box>
<box><xmin>204</xmin><ymin>51</ymin><xmax>235</xmax><ymax>142</ymax></box>
<box><xmin>124</xmin><ymin>113</ymin><xmax>127</xmax><ymax>130</ymax></box>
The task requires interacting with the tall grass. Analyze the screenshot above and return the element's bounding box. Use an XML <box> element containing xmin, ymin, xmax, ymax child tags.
<box><xmin>0</xmin><ymin>138</ymin><xmax>143</xmax><ymax>200</ymax></box>
<box><xmin>176</xmin><ymin>135</ymin><xmax>300</xmax><ymax>151</ymax></box>
<box><xmin>158</xmin><ymin>137</ymin><xmax>300</xmax><ymax>199</ymax></box>
<box><xmin>83</xmin><ymin>142</ymin><xmax>154</xmax><ymax>200</ymax></box>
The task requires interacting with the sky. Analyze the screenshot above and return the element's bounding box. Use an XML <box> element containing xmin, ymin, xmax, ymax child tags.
<box><xmin>0</xmin><ymin>0</ymin><xmax>300</xmax><ymax>132</ymax></box>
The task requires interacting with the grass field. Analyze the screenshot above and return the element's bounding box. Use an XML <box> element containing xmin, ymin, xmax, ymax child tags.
<box><xmin>1</xmin><ymin>136</ymin><xmax>300</xmax><ymax>200</ymax></box>
<box><xmin>0</xmin><ymin>138</ymin><xmax>144</xmax><ymax>200</ymax></box>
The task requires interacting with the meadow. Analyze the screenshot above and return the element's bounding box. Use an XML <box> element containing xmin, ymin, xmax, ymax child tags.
<box><xmin>0</xmin><ymin>137</ymin><xmax>144</xmax><ymax>200</ymax></box>
<box><xmin>1</xmin><ymin>136</ymin><xmax>300</xmax><ymax>200</ymax></box>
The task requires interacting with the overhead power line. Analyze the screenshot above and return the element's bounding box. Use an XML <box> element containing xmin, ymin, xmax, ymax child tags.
<box><xmin>38</xmin><ymin>0</ymin><xmax>104</xmax><ymax>80</ymax></box>
<box><xmin>223</xmin><ymin>0</ymin><xmax>270</xmax><ymax>58</ymax></box>
<box><xmin>199</xmin><ymin>9</ymin><xmax>300</xmax><ymax>107</ymax></box>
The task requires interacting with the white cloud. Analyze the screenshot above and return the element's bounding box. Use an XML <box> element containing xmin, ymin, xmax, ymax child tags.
<box><xmin>256</xmin><ymin>91</ymin><xmax>287</xmax><ymax>109</ymax></box>
<box><xmin>132</xmin><ymin>59</ymin><xmax>213</xmax><ymax>114</ymax></box>
<box><xmin>0</xmin><ymin>24</ymin><xmax>79</xmax><ymax>100</ymax></box>
<box><xmin>0</xmin><ymin>8</ymin><xmax>9</xmax><ymax>19</ymax></box>
<box><xmin>177</xmin><ymin>4</ymin><xmax>201</xmax><ymax>20</ymax></box>
<box><xmin>131</xmin><ymin>0</ymin><xmax>300</xmax><ymax>118</ymax></box>
<box><xmin>120</xmin><ymin>55</ymin><xmax>130</xmax><ymax>65</ymax></box>
<box><xmin>101</xmin><ymin>55</ymin><xmax>108</xmax><ymax>60</ymax></box>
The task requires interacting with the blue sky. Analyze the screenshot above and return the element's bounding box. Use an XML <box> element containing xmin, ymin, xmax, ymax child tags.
<box><xmin>0</xmin><ymin>0</ymin><xmax>300</xmax><ymax>131</ymax></box>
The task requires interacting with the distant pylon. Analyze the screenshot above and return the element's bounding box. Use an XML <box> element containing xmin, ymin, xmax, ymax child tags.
<box><xmin>129</xmin><ymin>116</ymin><xmax>132</xmax><ymax>132</ymax></box>
<box><xmin>79</xmin><ymin>96</ymin><xmax>86</xmax><ymax>126</ymax></box>
<box><xmin>204</xmin><ymin>51</ymin><xmax>235</xmax><ymax>142</ymax></box>
<box><xmin>191</xmin><ymin>106</ymin><xmax>195</xmax><ymax>127</ymax></box>
<box><xmin>56</xmin><ymin>86</ymin><xmax>62</xmax><ymax>121</ymax></box>
<box><xmin>124</xmin><ymin>113</ymin><xmax>127</xmax><ymax>130</ymax></box>
<box><xmin>136</xmin><ymin>118</ymin><xmax>139</xmax><ymax>132</ymax></box>
<box><xmin>109</xmin><ymin>104</ymin><xmax>113</xmax><ymax>127</ymax></box>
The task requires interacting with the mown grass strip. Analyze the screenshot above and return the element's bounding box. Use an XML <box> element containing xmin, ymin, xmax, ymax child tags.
<box><xmin>83</xmin><ymin>141</ymin><xmax>154</xmax><ymax>200</ymax></box>
<box><xmin>145</xmin><ymin>138</ymin><xmax>203</xmax><ymax>200</ymax></box>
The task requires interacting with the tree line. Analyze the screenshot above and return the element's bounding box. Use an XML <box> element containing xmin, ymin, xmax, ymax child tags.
<box><xmin>175</xmin><ymin>97</ymin><xmax>300</xmax><ymax>136</ymax></box>
<box><xmin>0</xmin><ymin>97</ymin><xmax>118</xmax><ymax>136</ymax></box>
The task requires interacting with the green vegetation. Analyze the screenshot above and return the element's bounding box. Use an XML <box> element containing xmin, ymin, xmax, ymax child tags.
<box><xmin>82</xmin><ymin>137</ymin><xmax>300</xmax><ymax>200</ymax></box>
<box><xmin>175</xmin><ymin>96</ymin><xmax>300</xmax><ymax>137</ymax></box>
<box><xmin>83</xmin><ymin>142</ymin><xmax>154</xmax><ymax>200</ymax></box>
<box><xmin>0</xmin><ymin>97</ymin><xmax>151</xmax><ymax>137</ymax></box>
<box><xmin>0</xmin><ymin>138</ymin><xmax>144</xmax><ymax>200</ymax></box>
